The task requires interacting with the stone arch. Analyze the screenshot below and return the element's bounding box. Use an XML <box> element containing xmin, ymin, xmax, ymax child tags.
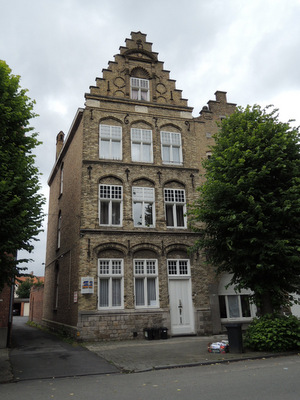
<box><xmin>132</xmin><ymin>177</ymin><xmax>155</xmax><ymax>187</ymax></box>
<box><xmin>99</xmin><ymin>175</ymin><xmax>124</xmax><ymax>185</ymax></box>
<box><xmin>159</xmin><ymin>123</ymin><xmax>181</xmax><ymax>132</ymax></box>
<box><xmin>99</xmin><ymin>116</ymin><xmax>123</xmax><ymax>126</ymax></box>
<box><xmin>165</xmin><ymin>244</ymin><xmax>189</xmax><ymax>258</ymax></box>
<box><xmin>131</xmin><ymin>242</ymin><xmax>162</xmax><ymax>257</ymax></box>
<box><xmin>163</xmin><ymin>179</ymin><xmax>185</xmax><ymax>189</ymax></box>
<box><xmin>130</xmin><ymin>66</ymin><xmax>150</xmax><ymax>79</ymax></box>
<box><xmin>94</xmin><ymin>242</ymin><xmax>127</xmax><ymax>258</ymax></box>
<box><xmin>130</xmin><ymin>119</ymin><xmax>153</xmax><ymax>130</ymax></box>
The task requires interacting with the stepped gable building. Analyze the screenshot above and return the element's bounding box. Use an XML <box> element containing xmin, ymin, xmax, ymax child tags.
<box><xmin>43</xmin><ymin>32</ymin><xmax>253</xmax><ymax>341</ymax></box>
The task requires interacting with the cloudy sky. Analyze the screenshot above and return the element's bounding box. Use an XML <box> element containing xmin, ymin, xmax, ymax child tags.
<box><xmin>1</xmin><ymin>0</ymin><xmax>300</xmax><ymax>276</ymax></box>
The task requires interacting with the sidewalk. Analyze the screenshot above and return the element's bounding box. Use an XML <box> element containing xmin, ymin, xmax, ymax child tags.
<box><xmin>0</xmin><ymin>347</ymin><xmax>13</xmax><ymax>383</ymax></box>
<box><xmin>82</xmin><ymin>335</ymin><xmax>289</xmax><ymax>373</ymax></box>
<box><xmin>1</xmin><ymin>334</ymin><xmax>297</xmax><ymax>383</ymax></box>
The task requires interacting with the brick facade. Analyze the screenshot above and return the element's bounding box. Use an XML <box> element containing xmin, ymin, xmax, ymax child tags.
<box><xmin>29</xmin><ymin>286</ymin><xmax>44</xmax><ymax>324</ymax></box>
<box><xmin>43</xmin><ymin>32</ymin><xmax>236</xmax><ymax>340</ymax></box>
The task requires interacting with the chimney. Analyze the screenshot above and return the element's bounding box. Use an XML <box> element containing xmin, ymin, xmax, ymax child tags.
<box><xmin>56</xmin><ymin>131</ymin><xmax>65</xmax><ymax>159</ymax></box>
<box><xmin>214</xmin><ymin>91</ymin><xmax>227</xmax><ymax>103</ymax></box>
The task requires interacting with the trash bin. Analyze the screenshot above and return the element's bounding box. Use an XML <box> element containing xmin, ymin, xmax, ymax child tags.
<box><xmin>160</xmin><ymin>327</ymin><xmax>168</xmax><ymax>339</ymax></box>
<box><xmin>144</xmin><ymin>328</ymin><xmax>153</xmax><ymax>340</ymax></box>
<box><xmin>152</xmin><ymin>327</ymin><xmax>160</xmax><ymax>340</ymax></box>
<box><xmin>225</xmin><ymin>323</ymin><xmax>243</xmax><ymax>353</ymax></box>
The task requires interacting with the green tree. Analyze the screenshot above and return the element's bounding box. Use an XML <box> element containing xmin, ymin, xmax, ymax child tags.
<box><xmin>15</xmin><ymin>277</ymin><xmax>34</xmax><ymax>298</ymax></box>
<box><xmin>189</xmin><ymin>105</ymin><xmax>300</xmax><ymax>315</ymax></box>
<box><xmin>0</xmin><ymin>61</ymin><xmax>45</xmax><ymax>291</ymax></box>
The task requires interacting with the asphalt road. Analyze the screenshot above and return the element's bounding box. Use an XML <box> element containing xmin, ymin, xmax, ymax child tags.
<box><xmin>2</xmin><ymin>354</ymin><xmax>300</xmax><ymax>400</ymax></box>
<box><xmin>9</xmin><ymin>317</ymin><xmax>118</xmax><ymax>380</ymax></box>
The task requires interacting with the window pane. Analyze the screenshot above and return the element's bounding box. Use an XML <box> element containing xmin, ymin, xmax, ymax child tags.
<box><xmin>166</xmin><ymin>204</ymin><xmax>174</xmax><ymax>226</ymax></box>
<box><xmin>135</xmin><ymin>261</ymin><xmax>144</xmax><ymax>275</ymax></box>
<box><xmin>132</xmin><ymin>142</ymin><xmax>140</xmax><ymax>161</ymax></box>
<box><xmin>111</xmin><ymin>202</ymin><xmax>121</xmax><ymax>225</ymax></box>
<box><xmin>99</xmin><ymin>279</ymin><xmax>109</xmax><ymax>307</ymax></box>
<box><xmin>219</xmin><ymin>296</ymin><xmax>227</xmax><ymax>318</ymax></box>
<box><xmin>162</xmin><ymin>145</ymin><xmax>170</xmax><ymax>162</ymax></box>
<box><xmin>176</xmin><ymin>205</ymin><xmax>185</xmax><ymax>227</ymax></box>
<box><xmin>172</xmin><ymin>146</ymin><xmax>180</xmax><ymax>163</ymax></box>
<box><xmin>141</xmin><ymin>90</ymin><xmax>148</xmax><ymax>101</ymax></box>
<box><xmin>241</xmin><ymin>295</ymin><xmax>251</xmax><ymax>317</ymax></box>
<box><xmin>135</xmin><ymin>278</ymin><xmax>144</xmax><ymax>306</ymax></box>
<box><xmin>131</xmin><ymin>89</ymin><xmax>138</xmax><ymax>99</ymax></box>
<box><xmin>111</xmin><ymin>140</ymin><xmax>121</xmax><ymax>159</ymax></box>
<box><xmin>142</xmin><ymin>143</ymin><xmax>151</xmax><ymax>162</ymax></box>
<box><xmin>133</xmin><ymin>202</ymin><xmax>143</xmax><ymax>226</ymax></box>
<box><xmin>168</xmin><ymin>261</ymin><xmax>177</xmax><ymax>275</ymax></box>
<box><xmin>147</xmin><ymin>278</ymin><xmax>156</xmax><ymax>306</ymax></box>
<box><xmin>228</xmin><ymin>295</ymin><xmax>240</xmax><ymax>318</ymax></box>
<box><xmin>179</xmin><ymin>261</ymin><xmax>188</xmax><ymax>275</ymax></box>
<box><xmin>144</xmin><ymin>203</ymin><xmax>153</xmax><ymax>226</ymax></box>
<box><xmin>100</xmin><ymin>139</ymin><xmax>110</xmax><ymax>158</ymax></box>
<box><xmin>100</xmin><ymin>201</ymin><xmax>109</xmax><ymax>224</ymax></box>
<box><xmin>112</xmin><ymin>278</ymin><xmax>121</xmax><ymax>307</ymax></box>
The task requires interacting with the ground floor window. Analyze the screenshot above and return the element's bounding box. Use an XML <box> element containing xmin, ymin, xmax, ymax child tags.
<box><xmin>98</xmin><ymin>259</ymin><xmax>123</xmax><ymax>309</ymax></box>
<box><xmin>219</xmin><ymin>294</ymin><xmax>252</xmax><ymax>320</ymax></box>
<box><xmin>134</xmin><ymin>259</ymin><xmax>158</xmax><ymax>307</ymax></box>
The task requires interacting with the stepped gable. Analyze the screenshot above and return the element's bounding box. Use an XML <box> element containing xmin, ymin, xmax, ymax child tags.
<box><xmin>87</xmin><ymin>31</ymin><xmax>189</xmax><ymax>108</ymax></box>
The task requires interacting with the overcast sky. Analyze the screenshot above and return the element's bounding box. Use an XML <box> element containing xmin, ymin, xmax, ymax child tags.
<box><xmin>1</xmin><ymin>0</ymin><xmax>300</xmax><ymax>276</ymax></box>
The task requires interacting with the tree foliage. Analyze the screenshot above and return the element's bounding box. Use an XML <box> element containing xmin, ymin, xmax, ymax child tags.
<box><xmin>0</xmin><ymin>60</ymin><xmax>45</xmax><ymax>291</ymax></box>
<box><xmin>15</xmin><ymin>277</ymin><xmax>34</xmax><ymax>299</ymax></box>
<box><xmin>189</xmin><ymin>105</ymin><xmax>300</xmax><ymax>314</ymax></box>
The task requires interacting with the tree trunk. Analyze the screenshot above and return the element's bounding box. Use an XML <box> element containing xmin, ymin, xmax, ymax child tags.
<box><xmin>259</xmin><ymin>291</ymin><xmax>274</xmax><ymax>315</ymax></box>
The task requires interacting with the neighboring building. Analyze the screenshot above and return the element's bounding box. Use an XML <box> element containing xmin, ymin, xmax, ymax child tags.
<box><xmin>43</xmin><ymin>31</ymin><xmax>243</xmax><ymax>341</ymax></box>
<box><xmin>29</xmin><ymin>285</ymin><xmax>44</xmax><ymax>324</ymax></box>
<box><xmin>14</xmin><ymin>274</ymin><xmax>44</xmax><ymax>317</ymax></box>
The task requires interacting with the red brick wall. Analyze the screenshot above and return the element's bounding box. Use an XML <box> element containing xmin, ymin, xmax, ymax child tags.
<box><xmin>29</xmin><ymin>286</ymin><xmax>44</xmax><ymax>324</ymax></box>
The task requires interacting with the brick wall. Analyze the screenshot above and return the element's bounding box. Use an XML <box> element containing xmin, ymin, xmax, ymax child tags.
<box><xmin>29</xmin><ymin>286</ymin><xmax>44</xmax><ymax>324</ymax></box>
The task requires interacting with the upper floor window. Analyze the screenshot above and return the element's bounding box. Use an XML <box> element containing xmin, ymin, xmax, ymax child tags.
<box><xmin>98</xmin><ymin>259</ymin><xmax>123</xmax><ymax>309</ymax></box>
<box><xmin>99</xmin><ymin>184</ymin><xmax>122</xmax><ymax>226</ymax></box>
<box><xmin>130</xmin><ymin>77</ymin><xmax>149</xmax><ymax>101</ymax></box>
<box><xmin>131</xmin><ymin>128</ymin><xmax>153</xmax><ymax>163</ymax></box>
<box><xmin>134</xmin><ymin>259</ymin><xmax>158</xmax><ymax>307</ymax></box>
<box><xmin>161</xmin><ymin>131</ymin><xmax>183</xmax><ymax>165</ymax></box>
<box><xmin>99</xmin><ymin>124</ymin><xmax>122</xmax><ymax>160</ymax></box>
<box><xmin>132</xmin><ymin>187</ymin><xmax>155</xmax><ymax>227</ymax></box>
<box><xmin>164</xmin><ymin>188</ymin><xmax>186</xmax><ymax>228</ymax></box>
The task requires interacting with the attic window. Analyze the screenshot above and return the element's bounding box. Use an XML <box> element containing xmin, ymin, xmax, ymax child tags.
<box><xmin>131</xmin><ymin>77</ymin><xmax>149</xmax><ymax>101</ymax></box>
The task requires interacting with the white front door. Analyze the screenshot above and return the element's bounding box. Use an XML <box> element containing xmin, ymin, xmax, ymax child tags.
<box><xmin>169</xmin><ymin>278</ymin><xmax>195</xmax><ymax>335</ymax></box>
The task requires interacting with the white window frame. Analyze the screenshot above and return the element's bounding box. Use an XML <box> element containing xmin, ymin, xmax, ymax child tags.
<box><xmin>167</xmin><ymin>259</ymin><xmax>190</xmax><ymax>277</ymax></box>
<box><xmin>134</xmin><ymin>259</ymin><xmax>159</xmax><ymax>308</ymax></box>
<box><xmin>130</xmin><ymin>77</ymin><xmax>150</xmax><ymax>101</ymax></box>
<box><xmin>131</xmin><ymin>128</ymin><xmax>153</xmax><ymax>163</ymax></box>
<box><xmin>164</xmin><ymin>188</ymin><xmax>186</xmax><ymax>228</ymax></box>
<box><xmin>99</xmin><ymin>124</ymin><xmax>122</xmax><ymax>160</ymax></box>
<box><xmin>160</xmin><ymin>131</ymin><xmax>183</xmax><ymax>165</ymax></box>
<box><xmin>132</xmin><ymin>187</ymin><xmax>155</xmax><ymax>228</ymax></box>
<box><xmin>219</xmin><ymin>294</ymin><xmax>255</xmax><ymax>321</ymax></box>
<box><xmin>98</xmin><ymin>259</ymin><xmax>124</xmax><ymax>309</ymax></box>
<box><xmin>99</xmin><ymin>184</ymin><xmax>123</xmax><ymax>226</ymax></box>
